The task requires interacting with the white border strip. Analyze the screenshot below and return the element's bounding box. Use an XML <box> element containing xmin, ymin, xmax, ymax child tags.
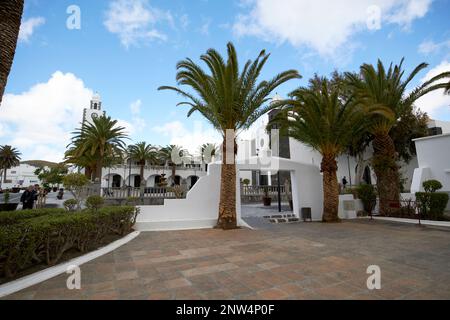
<box><xmin>373</xmin><ymin>216</ymin><xmax>450</xmax><ymax>227</ymax></box>
<box><xmin>0</xmin><ymin>231</ymin><xmax>140</xmax><ymax>298</ymax></box>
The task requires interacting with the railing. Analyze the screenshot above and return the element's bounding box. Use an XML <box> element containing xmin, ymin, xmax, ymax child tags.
<box><xmin>381</xmin><ymin>199</ymin><xmax>423</xmax><ymax>224</ymax></box>
<box><xmin>101</xmin><ymin>187</ymin><xmax>180</xmax><ymax>199</ymax></box>
<box><xmin>105</xmin><ymin>164</ymin><xmax>204</xmax><ymax>171</ymax></box>
<box><xmin>241</xmin><ymin>185</ymin><xmax>286</xmax><ymax>196</ymax></box>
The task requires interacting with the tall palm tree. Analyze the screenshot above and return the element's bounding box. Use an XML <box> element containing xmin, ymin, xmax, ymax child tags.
<box><xmin>159</xmin><ymin>42</ymin><xmax>300</xmax><ymax>229</ymax></box>
<box><xmin>0</xmin><ymin>0</ymin><xmax>24</xmax><ymax>105</ymax></box>
<box><xmin>158</xmin><ymin>145</ymin><xmax>187</xmax><ymax>185</ymax></box>
<box><xmin>68</xmin><ymin>116</ymin><xmax>128</xmax><ymax>181</ymax></box>
<box><xmin>269</xmin><ymin>78</ymin><xmax>376</xmax><ymax>222</ymax></box>
<box><xmin>128</xmin><ymin>142</ymin><xmax>158</xmax><ymax>196</ymax></box>
<box><xmin>0</xmin><ymin>145</ymin><xmax>21</xmax><ymax>185</ymax></box>
<box><xmin>346</xmin><ymin>59</ymin><xmax>450</xmax><ymax>214</ymax></box>
<box><xmin>200</xmin><ymin>143</ymin><xmax>219</xmax><ymax>163</ymax></box>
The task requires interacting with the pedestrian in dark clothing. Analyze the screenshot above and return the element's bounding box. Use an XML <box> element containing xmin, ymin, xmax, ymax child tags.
<box><xmin>20</xmin><ymin>186</ymin><xmax>36</xmax><ymax>210</ymax></box>
<box><xmin>342</xmin><ymin>176</ymin><xmax>348</xmax><ymax>189</ymax></box>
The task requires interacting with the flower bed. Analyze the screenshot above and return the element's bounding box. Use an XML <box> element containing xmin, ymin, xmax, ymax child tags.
<box><xmin>0</xmin><ymin>206</ymin><xmax>139</xmax><ymax>282</ymax></box>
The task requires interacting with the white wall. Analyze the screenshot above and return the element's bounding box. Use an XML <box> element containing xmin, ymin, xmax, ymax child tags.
<box><xmin>135</xmin><ymin>164</ymin><xmax>246</xmax><ymax>231</ymax></box>
<box><xmin>411</xmin><ymin>134</ymin><xmax>450</xmax><ymax>210</ymax></box>
<box><xmin>1</xmin><ymin>164</ymin><xmax>43</xmax><ymax>189</ymax></box>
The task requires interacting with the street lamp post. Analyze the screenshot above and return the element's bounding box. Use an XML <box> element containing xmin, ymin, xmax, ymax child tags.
<box><xmin>277</xmin><ymin>171</ymin><xmax>282</xmax><ymax>213</ymax></box>
<box><xmin>128</xmin><ymin>155</ymin><xmax>132</xmax><ymax>197</ymax></box>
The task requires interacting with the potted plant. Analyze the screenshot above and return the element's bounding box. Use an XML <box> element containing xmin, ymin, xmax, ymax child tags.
<box><xmin>0</xmin><ymin>190</ymin><xmax>19</xmax><ymax>211</ymax></box>
<box><xmin>262</xmin><ymin>187</ymin><xmax>272</xmax><ymax>206</ymax></box>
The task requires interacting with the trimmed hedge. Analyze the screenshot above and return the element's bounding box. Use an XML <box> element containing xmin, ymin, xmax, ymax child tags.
<box><xmin>416</xmin><ymin>192</ymin><xmax>449</xmax><ymax>220</ymax></box>
<box><xmin>0</xmin><ymin>208</ymin><xmax>67</xmax><ymax>226</ymax></box>
<box><xmin>0</xmin><ymin>206</ymin><xmax>139</xmax><ymax>279</ymax></box>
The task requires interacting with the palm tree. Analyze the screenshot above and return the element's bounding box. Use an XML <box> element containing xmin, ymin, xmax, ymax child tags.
<box><xmin>128</xmin><ymin>142</ymin><xmax>158</xmax><ymax>197</ymax></box>
<box><xmin>200</xmin><ymin>143</ymin><xmax>219</xmax><ymax>163</ymax></box>
<box><xmin>159</xmin><ymin>42</ymin><xmax>300</xmax><ymax>229</ymax></box>
<box><xmin>68</xmin><ymin>116</ymin><xmax>128</xmax><ymax>181</ymax></box>
<box><xmin>269</xmin><ymin>78</ymin><xmax>374</xmax><ymax>222</ymax></box>
<box><xmin>0</xmin><ymin>145</ymin><xmax>21</xmax><ymax>186</ymax></box>
<box><xmin>346</xmin><ymin>59</ymin><xmax>450</xmax><ymax>214</ymax></box>
<box><xmin>158</xmin><ymin>145</ymin><xmax>187</xmax><ymax>186</ymax></box>
<box><xmin>0</xmin><ymin>0</ymin><xmax>24</xmax><ymax>105</ymax></box>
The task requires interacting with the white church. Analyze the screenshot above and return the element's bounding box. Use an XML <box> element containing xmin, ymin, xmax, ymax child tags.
<box><xmin>81</xmin><ymin>93</ymin><xmax>206</xmax><ymax>191</ymax></box>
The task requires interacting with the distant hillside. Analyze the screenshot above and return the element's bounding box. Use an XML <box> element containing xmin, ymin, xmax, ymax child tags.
<box><xmin>21</xmin><ymin>160</ymin><xmax>60</xmax><ymax>168</ymax></box>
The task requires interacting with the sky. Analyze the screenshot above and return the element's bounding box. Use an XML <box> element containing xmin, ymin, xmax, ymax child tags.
<box><xmin>1</xmin><ymin>0</ymin><xmax>450</xmax><ymax>162</ymax></box>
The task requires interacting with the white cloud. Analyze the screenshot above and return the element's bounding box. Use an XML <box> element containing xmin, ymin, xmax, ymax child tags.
<box><xmin>415</xmin><ymin>60</ymin><xmax>450</xmax><ymax>117</ymax></box>
<box><xmin>418</xmin><ymin>39</ymin><xmax>450</xmax><ymax>55</ymax></box>
<box><xmin>233</xmin><ymin>0</ymin><xmax>433</xmax><ymax>57</ymax></box>
<box><xmin>104</xmin><ymin>0</ymin><xmax>173</xmax><ymax>48</ymax></box>
<box><xmin>19</xmin><ymin>17</ymin><xmax>45</xmax><ymax>42</ymax></box>
<box><xmin>128</xmin><ymin>99</ymin><xmax>146</xmax><ymax>133</ymax></box>
<box><xmin>153</xmin><ymin>120</ymin><xmax>222</xmax><ymax>154</ymax></box>
<box><xmin>0</xmin><ymin>71</ymin><xmax>93</xmax><ymax>162</ymax></box>
<box><xmin>199</xmin><ymin>18</ymin><xmax>212</xmax><ymax>36</ymax></box>
<box><xmin>130</xmin><ymin>99</ymin><xmax>142</xmax><ymax>115</ymax></box>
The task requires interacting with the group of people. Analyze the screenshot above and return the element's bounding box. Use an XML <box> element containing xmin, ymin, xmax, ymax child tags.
<box><xmin>20</xmin><ymin>185</ymin><xmax>48</xmax><ymax>210</ymax></box>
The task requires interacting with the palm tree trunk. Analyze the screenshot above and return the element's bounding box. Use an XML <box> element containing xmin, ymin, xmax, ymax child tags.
<box><xmin>372</xmin><ymin>133</ymin><xmax>400</xmax><ymax>215</ymax></box>
<box><xmin>95</xmin><ymin>158</ymin><xmax>103</xmax><ymax>182</ymax></box>
<box><xmin>216</xmin><ymin>136</ymin><xmax>237</xmax><ymax>230</ymax></box>
<box><xmin>171</xmin><ymin>164</ymin><xmax>176</xmax><ymax>185</ymax></box>
<box><xmin>3</xmin><ymin>168</ymin><xmax>7</xmax><ymax>184</ymax></box>
<box><xmin>321</xmin><ymin>155</ymin><xmax>340</xmax><ymax>222</ymax></box>
<box><xmin>0</xmin><ymin>0</ymin><xmax>24</xmax><ymax>105</ymax></box>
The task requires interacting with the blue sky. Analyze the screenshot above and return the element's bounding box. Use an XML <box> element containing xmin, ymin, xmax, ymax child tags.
<box><xmin>1</xmin><ymin>0</ymin><xmax>450</xmax><ymax>162</ymax></box>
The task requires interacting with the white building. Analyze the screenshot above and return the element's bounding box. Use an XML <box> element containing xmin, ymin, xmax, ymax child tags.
<box><xmin>1</xmin><ymin>163</ymin><xmax>45</xmax><ymax>189</ymax></box>
<box><xmin>236</xmin><ymin>95</ymin><xmax>450</xmax><ymax>194</ymax></box>
<box><xmin>81</xmin><ymin>92</ymin><xmax>207</xmax><ymax>190</ymax></box>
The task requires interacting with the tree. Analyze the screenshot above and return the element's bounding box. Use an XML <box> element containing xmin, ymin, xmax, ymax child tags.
<box><xmin>34</xmin><ymin>164</ymin><xmax>68</xmax><ymax>187</ymax></box>
<box><xmin>0</xmin><ymin>145</ymin><xmax>21</xmax><ymax>185</ymax></box>
<box><xmin>158</xmin><ymin>145</ymin><xmax>188</xmax><ymax>185</ymax></box>
<box><xmin>0</xmin><ymin>0</ymin><xmax>24</xmax><ymax>105</ymax></box>
<box><xmin>159</xmin><ymin>42</ymin><xmax>300</xmax><ymax>229</ymax></box>
<box><xmin>63</xmin><ymin>173</ymin><xmax>90</xmax><ymax>210</ymax></box>
<box><xmin>128</xmin><ymin>142</ymin><xmax>158</xmax><ymax>198</ymax></box>
<box><xmin>346</xmin><ymin>59</ymin><xmax>450</xmax><ymax>214</ymax></box>
<box><xmin>200</xmin><ymin>143</ymin><xmax>219</xmax><ymax>163</ymax></box>
<box><xmin>67</xmin><ymin>116</ymin><xmax>128</xmax><ymax>181</ymax></box>
<box><xmin>269</xmin><ymin>78</ymin><xmax>376</xmax><ymax>222</ymax></box>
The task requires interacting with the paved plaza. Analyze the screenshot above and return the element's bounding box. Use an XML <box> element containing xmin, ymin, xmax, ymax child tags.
<box><xmin>4</xmin><ymin>215</ymin><xmax>450</xmax><ymax>300</ymax></box>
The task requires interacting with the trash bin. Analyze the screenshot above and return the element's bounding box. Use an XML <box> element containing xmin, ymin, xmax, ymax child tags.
<box><xmin>301</xmin><ymin>207</ymin><xmax>312</xmax><ymax>222</ymax></box>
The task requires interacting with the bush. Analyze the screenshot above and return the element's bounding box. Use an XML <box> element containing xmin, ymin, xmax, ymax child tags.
<box><xmin>423</xmin><ymin>180</ymin><xmax>443</xmax><ymax>193</ymax></box>
<box><xmin>85</xmin><ymin>195</ymin><xmax>104</xmax><ymax>211</ymax></box>
<box><xmin>0</xmin><ymin>208</ymin><xmax>66</xmax><ymax>226</ymax></box>
<box><xmin>357</xmin><ymin>184</ymin><xmax>377</xmax><ymax>215</ymax></box>
<box><xmin>63</xmin><ymin>199</ymin><xmax>78</xmax><ymax>212</ymax></box>
<box><xmin>416</xmin><ymin>192</ymin><xmax>449</xmax><ymax>220</ymax></box>
<box><xmin>0</xmin><ymin>206</ymin><xmax>139</xmax><ymax>279</ymax></box>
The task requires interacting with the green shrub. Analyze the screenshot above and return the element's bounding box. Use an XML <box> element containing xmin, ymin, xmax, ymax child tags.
<box><xmin>0</xmin><ymin>208</ymin><xmax>67</xmax><ymax>226</ymax></box>
<box><xmin>85</xmin><ymin>195</ymin><xmax>104</xmax><ymax>211</ymax></box>
<box><xmin>357</xmin><ymin>184</ymin><xmax>377</xmax><ymax>215</ymax></box>
<box><xmin>423</xmin><ymin>180</ymin><xmax>443</xmax><ymax>193</ymax></box>
<box><xmin>416</xmin><ymin>192</ymin><xmax>449</xmax><ymax>220</ymax></box>
<box><xmin>63</xmin><ymin>199</ymin><xmax>78</xmax><ymax>212</ymax></box>
<box><xmin>242</xmin><ymin>179</ymin><xmax>250</xmax><ymax>186</ymax></box>
<box><xmin>0</xmin><ymin>206</ymin><xmax>139</xmax><ymax>279</ymax></box>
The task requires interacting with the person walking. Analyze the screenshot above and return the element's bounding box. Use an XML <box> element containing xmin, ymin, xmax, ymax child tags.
<box><xmin>20</xmin><ymin>185</ymin><xmax>36</xmax><ymax>210</ymax></box>
<box><xmin>342</xmin><ymin>176</ymin><xmax>348</xmax><ymax>189</ymax></box>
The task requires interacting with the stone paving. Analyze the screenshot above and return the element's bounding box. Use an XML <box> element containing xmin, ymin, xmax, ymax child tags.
<box><xmin>3</xmin><ymin>218</ymin><xmax>450</xmax><ymax>300</ymax></box>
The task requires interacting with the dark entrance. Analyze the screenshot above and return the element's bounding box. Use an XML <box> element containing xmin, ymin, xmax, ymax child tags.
<box><xmin>112</xmin><ymin>175</ymin><xmax>121</xmax><ymax>188</ymax></box>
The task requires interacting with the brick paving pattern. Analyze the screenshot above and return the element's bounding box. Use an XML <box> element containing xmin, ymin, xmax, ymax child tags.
<box><xmin>3</xmin><ymin>219</ymin><xmax>450</xmax><ymax>300</ymax></box>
